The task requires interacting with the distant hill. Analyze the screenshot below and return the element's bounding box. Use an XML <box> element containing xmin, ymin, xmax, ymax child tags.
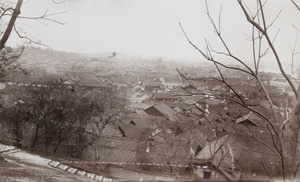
<box><xmin>15</xmin><ymin>47</ymin><xmax>291</xmax><ymax>78</ymax></box>
<box><xmin>81</xmin><ymin>51</ymin><xmax>130</xmax><ymax>59</ymax></box>
<box><xmin>14</xmin><ymin>48</ymin><xmax>190</xmax><ymax>75</ymax></box>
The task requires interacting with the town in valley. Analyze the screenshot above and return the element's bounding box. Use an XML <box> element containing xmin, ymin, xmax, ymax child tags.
<box><xmin>0</xmin><ymin>47</ymin><xmax>297</xmax><ymax>181</ymax></box>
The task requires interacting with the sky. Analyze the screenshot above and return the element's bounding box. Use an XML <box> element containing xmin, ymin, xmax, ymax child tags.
<box><xmin>5</xmin><ymin>0</ymin><xmax>300</xmax><ymax>72</ymax></box>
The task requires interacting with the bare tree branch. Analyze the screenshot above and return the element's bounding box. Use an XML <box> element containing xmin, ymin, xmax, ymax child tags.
<box><xmin>179</xmin><ymin>23</ymin><xmax>254</xmax><ymax>76</ymax></box>
<box><xmin>267</xmin><ymin>9</ymin><xmax>282</xmax><ymax>29</ymax></box>
<box><xmin>238</xmin><ymin>0</ymin><xmax>298</xmax><ymax>97</ymax></box>
<box><xmin>13</xmin><ymin>25</ymin><xmax>49</xmax><ymax>47</ymax></box>
<box><xmin>261</xmin><ymin>161</ymin><xmax>275</xmax><ymax>181</ymax></box>
<box><xmin>52</xmin><ymin>0</ymin><xmax>65</xmax><ymax>4</ymax></box>
<box><xmin>205</xmin><ymin>0</ymin><xmax>256</xmax><ymax>76</ymax></box>
<box><xmin>291</xmin><ymin>0</ymin><xmax>300</xmax><ymax>11</ymax></box>
<box><xmin>18</xmin><ymin>9</ymin><xmax>67</xmax><ymax>25</ymax></box>
<box><xmin>0</xmin><ymin>0</ymin><xmax>23</xmax><ymax>50</ymax></box>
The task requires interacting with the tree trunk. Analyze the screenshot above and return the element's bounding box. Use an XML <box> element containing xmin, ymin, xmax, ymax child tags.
<box><xmin>76</xmin><ymin>133</ymin><xmax>87</xmax><ymax>158</ymax></box>
<box><xmin>95</xmin><ymin>140</ymin><xmax>100</xmax><ymax>160</ymax></box>
<box><xmin>283</xmin><ymin>84</ymin><xmax>300</xmax><ymax>180</ymax></box>
<box><xmin>13</xmin><ymin>122</ymin><xmax>22</xmax><ymax>148</ymax></box>
<box><xmin>45</xmin><ymin>128</ymin><xmax>48</xmax><ymax>152</ymax></box>
<box><xmin>0</xmin><ymin>0</ymin><xmax>23</xmax><ymax>50</ymax></box>
<box><xmin>53</xmin><ymin>139</ymin><xmax>63</xmax><ymax>154</ymax></box>
<box><xmin>167</xmin><ymin>161</ymin><xmax>173</xmax><ymax>174</ymax></box>
<box><xmin>95</xmin><ymin>132</ymin><xmax>103</xmax><ymax>161</ymax></box>
<box><xmin>31</xmin><ymin>125</ymin><xmax>39</xmax><ymax>149</ymax></box>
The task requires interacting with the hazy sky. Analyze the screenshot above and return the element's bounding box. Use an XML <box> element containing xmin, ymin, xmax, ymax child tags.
<box><xmin>6</xmin><ymin>0</ymin><xmax>300</xmax><ymax>71</ymax></box>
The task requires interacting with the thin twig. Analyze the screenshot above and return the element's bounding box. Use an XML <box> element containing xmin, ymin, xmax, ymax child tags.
<box><xmin>238</xmin><ymin>0</ymin><xmax>298</xmax><ymax>97</ymax></box>
<box><xmin>18</xmin><ymin>9</ymin><xmax>67</xmax><ymax>25</ymax></box>
<box><xmin>291</xmin><ymin>0</ymin><xmax>300</xmax><ymax>11</ymax></box>
<box><xmin>13</xmin><ymin>25</ymin><xmax>49</xmax><ymax>47</ymax></box>
<box><xmin>261</xmin><ymin>161</ymin><xmax>274</xmax><ymax>181</ymax></box>
<box><xmin>179</xmin><ymin>23</ymin><xmax>254</xmax><ymax>76</ymax></box>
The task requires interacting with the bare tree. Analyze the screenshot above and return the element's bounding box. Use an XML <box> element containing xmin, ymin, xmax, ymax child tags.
<box><xmin>0</xmin><ymin>46</ymin><xmax>24</xmax><ymax>77</ymax></box>
<box><xmin>42</xmin><ymin>83</ymin><xmax>80</xmax><ymax>153</ymax></box>
<box><xmin>149</xmin><ymin>129</ymin><xmax>187</xmax><ymax>174</ymax></box>
<box><xmin>2</xmin><ymin>82</ymin><xmax>130</xmax><ymax>159</ymax></box>
<box><xmin>82</xmin><ymin>87</ymin><xmax>130</xmax><ymax>160</ymax></box>
<box><xmin>147</xmin><ymin>121</ymin><xmax>205</xmax><ymax>174</ymax></box>
<box><xmin>179</xmin><ymin>0</ymin><xmax>300</xmax><ymax>181</ymax></box>
<box><xmin>0</xmin><ymin>0</ymin><xmax>23</xmax><ymax>51</ymax></box>
<box><xmin>1</xmin><ymin>100</ymin><xmax>29</xmax><ymax>148</ymax></box>
<box><xmin>0</xmin><ymin>0</ymin><xmax>65</xmax><ymax>75</ymax></box>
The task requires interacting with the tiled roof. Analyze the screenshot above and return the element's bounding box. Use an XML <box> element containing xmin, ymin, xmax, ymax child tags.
<box><xmin>196</xmin><ymin>134</ymin><xmax>244</xmax><ymax>181</ymax></box>
<box><xmin>152</xmin><ymin>93</ymin><xmax>179</xmax><ymax>99</ymax></box>
<box><xmin>151</xmin><ymin>103</ymin><xmax>177</xmax><ymax>117</ymax></box>
<box><xmin>236</xmin><ymin>112</ymin><xmax>262</xmax><ymax>127</ymax></box>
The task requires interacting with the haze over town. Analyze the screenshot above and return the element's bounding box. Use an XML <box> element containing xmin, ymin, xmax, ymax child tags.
<box><xmin>6</xmin><ymin>0</ymin><xmax>300</xmax><ymax>72</ymax></box>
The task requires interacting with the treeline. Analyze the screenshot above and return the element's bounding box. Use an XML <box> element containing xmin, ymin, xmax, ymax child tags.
<box><xmin>0</xmin><ymin>82</ymin><xmax>129</xmax><ymax>158</ymax></box>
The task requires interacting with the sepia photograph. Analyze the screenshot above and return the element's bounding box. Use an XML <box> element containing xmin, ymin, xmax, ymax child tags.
<box><xmin>0</xmin><ymin>0</ymin><xmax>300</xmax><ymax>181</ymax></box>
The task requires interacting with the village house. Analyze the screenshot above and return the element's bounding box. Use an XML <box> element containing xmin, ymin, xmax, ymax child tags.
<box><xmin>235</xmin><ymin>112</ymin><xmax>263</xmax><ymax>127</ymax></box>
<box><xmin>77</xmin><ymin>79</ymin><xmax>113</xmax><ymax>90</ymax></box>
<box><xmin>151</xmin><ymin>93</ymin><xmax>181</xmax><ymax>102</ymax></box>
<box><xmin>159</xmin><ymin>76</ymin><xmax>182</xmax><ymax>88</ymax></box>
<box><xmin>110</xmin><ymin>76</ymin><xmax>130</xmax><ymax>87</ymax></box>
<box><xmin>144</xmin><ymin>103</ymin><xmax>177</xmax><ymax>117</ymax></box>
<box><xmin>270</xmin><ymin>78</ymin><xmax>289</xmax><ymax>88</ymax></box>
<box><xmin>144</xmin><ymin>102</ymin><xmax>188</xmax><ymax>122</ymax></box>
<box><xmin>130</xmin><ymin>93</ymin><xmax>152</xmax><ymax>104</ymax></box>
<box><xmin>195</xmin><ymin>134</ymin><xmax>243</xmax><ymax>181</ymax></box>
<box><xmin>245</xmin><ymin>99</ymin><xmax>260</xmax><ymax>109</ymax></box>
<box><xmin>117</xmin><ymin>114</ymin><xmax>164</xmax><ymax>140</ymax></box>
<box><xmin>142</xmin><ymin>79</ymin><xmax>164</xmax><ymax>92</ymax></box>
<box><xmin>2</xmin><ymin>70</ymin><xmax>62</xmax><ymax>87</ymax></box>
<box><xmin>181</xmin><ymin>84</ymin><xmax>199</xmax><ymax>95</ymax></box>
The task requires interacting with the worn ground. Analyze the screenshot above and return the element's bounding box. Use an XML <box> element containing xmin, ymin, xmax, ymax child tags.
<box><xmin>0</xmin><ymin>144</ymin><xmax>97</xmax><ymax>182</ymax></box>
<box><xmin>0</xmin><ymin>143</ymin><xmax>194</xmax><ymax>181</ymax></box>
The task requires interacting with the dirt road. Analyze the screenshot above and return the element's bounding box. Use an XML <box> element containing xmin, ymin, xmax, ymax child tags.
<box><xmin>0</xmin><ymin>145</ymin><xmax>97</xmax><ymax>182</ymax></box>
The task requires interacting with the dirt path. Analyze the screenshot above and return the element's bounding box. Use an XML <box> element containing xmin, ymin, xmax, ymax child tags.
<box><xmin>0</xmin><ymin>144</ymin><xmax>197</xmax><ymax>181</ymax></box>
<box><xmin>0</xmin><ymin>158</ymin><xmax>97</xmax><ymax>182</ymax></box>
<box><xmin>0</xmin><ymin>144</ymin><xmax>97</xmax><ymax>182</ymax></box>
<box><xmin>103</xmin><ymin>166</ymin><xmax>181</xmax><ymax>181</ymax></box>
